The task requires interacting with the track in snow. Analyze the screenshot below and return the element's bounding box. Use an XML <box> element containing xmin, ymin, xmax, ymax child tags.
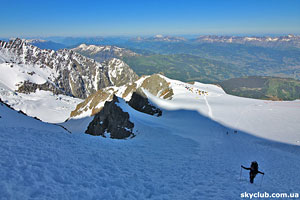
<box><xmin>204</xmin><ymin>96</ymin><xmax>213</xmax><ymax>118</ymax></box>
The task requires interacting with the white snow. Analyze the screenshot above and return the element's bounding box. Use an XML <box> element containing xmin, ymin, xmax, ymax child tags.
<box><xmin>108</xmin><ymin>58</ymin><xmax>125</xmax><ymax>79</ymax></box>
<box><xmin>1</xmin><ymin>80</ymin><xmax>300</xmax><ymax>199</ymax></box>
<box><xmin>1</xmin><ymin>62</ymin><xmax>300</xmax><ymax>200</ymax></box>
<box><xmin>144</xmin><ymin>77</ymin><xmax>300</xmax><ymax>145</ymax></box>
<box><xmin>72</xmin><ymin>44</ymin><xmax>135</xmax><ymax>56</ymax></box>
<box><xmin>0</xmin><ymin>84</ymin><xmax>82</xmax><ymax>123</ymax></box>
<box><xmin>244</xmin><ymin>37</ymin><xmax>259</xmax><ymax>41</ymax></box>
<box><xmin>0</xmin><ymin>63</ymin><xmax>52</xmax><ymax>90</ymax></box>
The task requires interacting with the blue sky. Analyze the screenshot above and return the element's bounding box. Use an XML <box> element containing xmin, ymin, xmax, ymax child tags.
<box><xmin>1</xmin><ymin>0</ymin><xmax>300</xmax><ymax>37</ymax></box>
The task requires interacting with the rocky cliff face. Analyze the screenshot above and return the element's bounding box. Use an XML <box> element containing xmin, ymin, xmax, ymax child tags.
<box><xmin>128</xmin><ymin>92</ymin><xmax>162</xmax><ymax>116</ymax></box>
<box><xmin>70</xmin><ymin>74</ymin><xmax>173</xmax><ymax>118</ymax></box>
<box><xmin>0</xmin><ymin>38</ymin><xmax>138</xmax><ymax>99</ymax></box>
<box><xmin>85</xmin><ymin>95</ymin><xmax>134</xmax><ymax>139</ymax></box>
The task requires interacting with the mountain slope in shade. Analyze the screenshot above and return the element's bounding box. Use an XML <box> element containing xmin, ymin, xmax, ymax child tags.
<box><xmin>0</xmin><ymin>38</ymin><xmax>138</xmax><ymax>99</ymax></box>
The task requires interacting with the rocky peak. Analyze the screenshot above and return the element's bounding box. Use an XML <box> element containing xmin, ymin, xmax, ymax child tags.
<box><xmin>0</xmin><ymin>38</ymin><xmax>25</xmax><ymax>49</ymax></box>
<box><xmin>0</xmin><ymin>38</ymin><xmax>138</xmax><ymax>99</ymax></box>
<box><xmin>85</xmin><ymin>95</ymin><xmax>135</xmax><ymax>139</ymax></box>
<box><xmin>106</xmin><ymin>58</ymin><xmax>139</xmax><ymax>87</ymax></box>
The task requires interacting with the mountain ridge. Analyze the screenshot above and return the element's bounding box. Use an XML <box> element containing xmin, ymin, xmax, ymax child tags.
<box><xmin>71</xmin><ymin>44</ymin><xmax>138</xmax><ymax>62</ymax></box>
<box><xmin>0</xmin><ymin>38</ymin><xmax>138</xmax><ymax>99</ymax></box>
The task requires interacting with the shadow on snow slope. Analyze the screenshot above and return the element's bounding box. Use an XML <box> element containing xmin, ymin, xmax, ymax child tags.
<box><xmin>1</xmin><ymin>99</ymin><xmax>300</xmax><ymax>199</ymax></box>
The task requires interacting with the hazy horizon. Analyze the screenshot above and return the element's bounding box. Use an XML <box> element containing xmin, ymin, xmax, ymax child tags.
<box><xmin>1</xmin><ymin>33</ymin><xmax>299</xmax><ymax>41</ymax></box>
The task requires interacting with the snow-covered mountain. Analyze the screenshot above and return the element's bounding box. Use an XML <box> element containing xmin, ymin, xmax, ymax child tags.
<box><xmin>2</xmin><ymin>78</ymin><xmax>300</xmax><ymax>199</ymax></box>
<box><xmin>69</xmin><ymin>74</ymin><xmax>174</xmax><ymax>118</ymax></box>
<box><xmin>72</xmin><ymin>44</ymin><xmax>139</xmax><ymax>62</ymax></box>
<box><xmin>69</xmin><ymin>74</ymin><xmax>300</xmax><ymax>145</ymax></box>
<box><xmin>194</xmin><ymin>34</ymin><xmax>300</xmax><ymax>48</ymax></box>
<box><xmin>0</xmin><ymin>38</ymin><xmax>138</xmax><ymax>99</ymax></box>
<box><xmin>1</xmin><ymin>39</ymin><xmax>300</xmax><ymax>199</ymax></box>
<box><xmin>0</xmin><ymin>38</ymin><xmax>138</xmax><ymax>122</ymax></box>
<box><xmin>132</xmin><ymin>35</ymin><xmax>187</xmax><ymax>42</ymax></box>
<box><xmin>1</xmin><ymin>65</ymin><xmax>300</xmax><ymax>199</ymax></box>
<box><xmin>25</xmin><ymin>39</ymin><xmax>67</xmax><ymax>50</ymax></box>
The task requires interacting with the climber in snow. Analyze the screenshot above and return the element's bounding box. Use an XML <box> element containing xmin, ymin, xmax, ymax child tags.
<box><xmin>241</xmin><ymin>161</ymin><xmax>264</xmax><ymax>183</ymax></box>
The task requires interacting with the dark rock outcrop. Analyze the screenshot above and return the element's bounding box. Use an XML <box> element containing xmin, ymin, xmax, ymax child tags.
<box><xmin>17</xmin><ymin>81</ymin><xmax>68</xmax><ymax>96</ymax></box>
<box><xmin>85</xmin><ymin>95</ymin><xmax>134</xmax><ymax>139</ymax></box>
<box><xmin>128</xmin><ymin>92</ymin><xmax>162</xmax><ymax>116</ymax></box>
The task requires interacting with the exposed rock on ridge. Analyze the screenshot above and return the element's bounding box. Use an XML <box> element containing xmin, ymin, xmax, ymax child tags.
<box><xmin>70</xmin><ymin>74</ymin><xmax>173</xmax><ymax>118</ymax></box>
<box><xmin>85</xmin><ymin>95</ymin><xmax>134</xmax><ymax>139</ymax></box>
<box><xmin>128</xmin><ymin>92</ymin><xmax>162</xmax><ymax>116</ymax></box>
<box><xmin>0</xmin><ymin>38</ymin><xmax>138</xmax><ymax>99</ymax></box>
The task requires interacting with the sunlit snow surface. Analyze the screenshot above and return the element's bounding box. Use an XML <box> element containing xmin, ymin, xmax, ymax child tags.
<box><xmin>145</xmin><ymin>77</ymin><xmax>300</xmax><ymax>145</ymax></box>
<box><xmin>0</xmin><ymin>84</ymin><xmax>82</xmax><ymax>123</ymax></box>
<box><xmin>1</xmin><ymin>77</ymin><xmax>300</xmax><ymax>199</ymax></box>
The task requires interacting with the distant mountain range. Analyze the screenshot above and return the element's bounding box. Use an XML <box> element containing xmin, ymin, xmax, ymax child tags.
<box><xmin>9</xmin><ymin>34</ymin><xmax>299</xmax><ymax>49</ymax></box>
<box><xmin>130</xmin><ymin>34</ymin><xmax>300</xmax><ymax>48</ymax></box>
<box><xmin>66</xmin><ymin>39</ymin><xmax>300</xmax><ymax>101</ymax></box>
<box><xmin>193</xmin><ymin>34</ymin><xmax>300</xmax><ymax>48</ymax></box>
<box><xmin>131</xmin><ymin>35</ymin><xmax>187</xmax><ymax>42</ymax></box>
<box><xmin>71</xmin><ymin>44</ymin><xmax>139</xmax><ymax>62</ymax></box>
<box><xmin>25</xmin><ymin>39</ymin><xmax>67</xmax><ymax>50</ymax></box>
<box><xmin>0</xmin><ymin>36</ymin><xmax>300</xmax><ymax>122</ymax></box>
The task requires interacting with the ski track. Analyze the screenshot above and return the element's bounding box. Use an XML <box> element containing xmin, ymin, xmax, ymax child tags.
<box><xmin>204</xmin><ymin>96</ymin><xmax>213</xmax><ymax>119</ymax></box>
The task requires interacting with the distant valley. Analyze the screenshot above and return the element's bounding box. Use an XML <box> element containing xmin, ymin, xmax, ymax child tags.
<box><xmin>66</xmin><ymin>34</ymin><xmax>300</xmax><ymax>100</ymax></box>
<box><xmin>219</xmin><ymin>76</ymin><xmax>300</xmax><ymax>100</ymax></box>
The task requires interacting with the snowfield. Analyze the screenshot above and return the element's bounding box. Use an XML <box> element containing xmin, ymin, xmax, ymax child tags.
<box><xmin>146</xmin><ymin>77</ymin><xmax>300</xmax><ymax>145</ymax></box>
<box><xmin>0</xmin><ymin>83</ymin><xmax>82</xmax><ymax>123</ymax></box>
<box><xmin>1</xmin><ymin>79</ymin><xmax>300</xmax><ymax>199</ymax></box>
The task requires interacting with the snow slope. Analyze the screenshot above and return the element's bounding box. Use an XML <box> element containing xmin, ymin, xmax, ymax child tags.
<box><xmin>71</xmin><ymin>74</ymin><xmax>300</xmax><ymax>145</ymax></box>
<box><xmin>1</xmin><ymin>96</ymin><xmax>300</xmax><ymax>199</ymax></box>
<box><xmin>148</xmin><ymin>77</ymin><xmax>300</xmax><ymax>145</ymax></box>
<box><xmin>0</xmin><ymin>84</ymin><xmax>82</xmax><ymax>123</ymax></box>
